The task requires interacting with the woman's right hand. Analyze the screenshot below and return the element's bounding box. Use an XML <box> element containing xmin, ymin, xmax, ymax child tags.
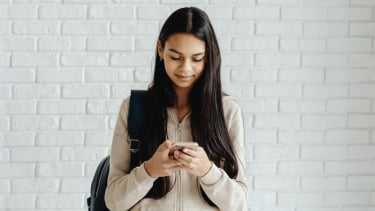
<box><xmin>144</xmin><ymin>140</ymin><xmax>181</xmax><ymax>178</ymax></box>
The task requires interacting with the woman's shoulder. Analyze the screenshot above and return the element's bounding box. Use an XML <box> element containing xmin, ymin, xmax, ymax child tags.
<box><xmin>222</xmin><ymin>94</ymin><xmax>241</xmax><ymax>111</ymax></box>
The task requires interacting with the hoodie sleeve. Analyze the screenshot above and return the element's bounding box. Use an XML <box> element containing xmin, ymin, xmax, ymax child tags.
<box><xmin>104</xmin><ymin>97</ymin><xmax>156</xmax><ymax>211</ymax></box>
<box><xmin>198</xmin><ymin>96</ymin><xmax>248</xmax><ymax>211</ymax></box>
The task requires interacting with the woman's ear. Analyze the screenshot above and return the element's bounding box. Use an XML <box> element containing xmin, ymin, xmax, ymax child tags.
<box><xmin>157</xmin><ymin>40</ymin><xmax>164</xmax><ymax>60</ymax></box>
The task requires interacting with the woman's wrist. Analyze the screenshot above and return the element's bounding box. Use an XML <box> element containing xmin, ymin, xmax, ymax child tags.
<box><xmin>144</xmin><ymin>160</ymin><xmax>157</xmax><ymax>178</ymax></box>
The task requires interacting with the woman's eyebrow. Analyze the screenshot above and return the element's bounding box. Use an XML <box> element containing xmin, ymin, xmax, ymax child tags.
<box><xmin>168</xmin><ymin>48</ymin><xmax>205</xmax><ymax>56</ymax></box>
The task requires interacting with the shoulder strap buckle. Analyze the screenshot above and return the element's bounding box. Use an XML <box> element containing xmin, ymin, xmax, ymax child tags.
<box><xmin>129</xmin><ymin>139</ymin><xmax>140</xmax><ymax>153</ymax></box>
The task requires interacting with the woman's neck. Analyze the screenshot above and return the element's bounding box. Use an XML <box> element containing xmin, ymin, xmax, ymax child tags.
<box><xmin>174</xmin><ymin>87</ymin><xmax>191</xmax><ymax>122</ymax></box>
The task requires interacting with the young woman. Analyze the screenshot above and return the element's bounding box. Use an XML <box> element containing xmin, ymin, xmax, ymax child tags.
<box><xmin>105</xmin><ymin>7</ymin><xmax>247</xmax><ymax>211</ymax></box>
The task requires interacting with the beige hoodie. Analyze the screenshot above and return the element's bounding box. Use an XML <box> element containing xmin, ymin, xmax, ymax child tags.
<box><xmin>104</xmin><ymin>95</ymin><xmax>248</xmax><ymax>211</ymax></box>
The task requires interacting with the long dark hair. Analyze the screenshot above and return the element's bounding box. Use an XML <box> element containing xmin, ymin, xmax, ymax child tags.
<box><xmin>135</xmin><ymin>7</ymin><xmax>239</xmax><ymax>205</ymax></box>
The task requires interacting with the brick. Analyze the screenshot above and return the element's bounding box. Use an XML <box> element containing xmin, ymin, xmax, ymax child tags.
<box><xmin>327</xmin><ymin>99</ymin><xmax>371</xmax><ymax>113</ymax></box>
<box><xmin>61</xmin><ymin>53</ymin><xmax>109</xmax><ymax>67</ymax></box>
<box><xmin>202</xmin><ymin>7</ymin><xmax>233</xmax><ymax>20</ymax></box>
<box><xmin>135</xmin><ymin>67</ymin><xmax>152</xmax><ymax>82</ymax></box>
<box><xmin>281</xmin><ymin>7</ymin><xmax>326</xmax><ymax>20</ymax></box>
<box><xmin>111</xmin><ymin>21</ymin><xmax>158</xmax><ymax>35</ymax></box>
<box><xmin>61</xmin><ymin>115</ymin><xmax>106</xmax><ymax>130</ymax></box>
<box><xmin>61</xmin><ymin>178</ymin><xmax>90</xmax><ymax>192</ymax></box>
<box><xmin>255</xmin><ymin>84</ymin><xmax>301</xmax><ymax>97</ymax></box>
<box><xmin>214</xmin><ymin>21</ymin><xmax>254</xmax><ymax>35</ymax></box>
<box><xmin>0</xmin><ymin>69</ymin><xmax>35</xmax><ymax>83</ymax></box>
<box><xmin>303</xmin><ymin>84</ymin><xmax>348</xmax><ymax>98</ymax></box>
<box><xmin>37</xmin><ymin>163</ymin><xmax>83</xmax><ymax>177</ymax></box>
<box><xmin>39</xmin><ymin>5</ymin><xmax>86</xmax><ymax>19</ymax></box>
<box><xmin>38</xmin><ymin>37</ymin><xmax>85</xmax><ymax>51</ymax></box>
<box><xmin>280</xmin><ymin>38</ymin><xmax>326</xmax><ymax>51</ymax></box>
<box><xmin>279</xmin><ymin>100</ymin><xmax>325</xmax><ymax>113</ymax></box>
<box><xmin>326</xmin><ymin>68</ymin><xmax>375</xmax><ymax>83</ymax></box>
<box><xmin>351</xmin><ymin>22</ymin><xmax>375</xmax><ymax>35</ymax></box>
<box><xmin>0</xmin><ymin>52</ymin><xmax>10</xmax><ymax>66</ymax></box>
<box><xmin>0</xmin><ymin>163</ymin><xmax>34</xmax><ymax>178</ymax></box>
<box><xmin>325</xmin><ymin>161</ymin><xmax>374</xmax><ymax>174</ymax></box>
<box><xmin>1</xmin><ymin>5</ymin><xmax>37</xmax><ymax>19</ymax></box>
<box><xmin>0</xmin><ymin>117</ymin><xmax>9</xmax><ymax>130</ymax></box>
<box><xmin>12</xmin><ymin>147</ymin><xmax>58</xmax><ymax>162</ymax></box>
<box><xmin>222</xmin><ymin>52</ymin><xmax>254</xmax><ymax>66</ymax></box>
<box><xmin>0</xmin><ymin>180</ymin><xmax>10</xmax><ymax>193</ymax></box>
<box><xmin>13</xmin><ymin>21</ymin><xmax>59</xmax><ymax>35</ymax></box>
<box><xmin>256</xmin><ymin>21</ymin><xmax>301</xmax><ymax>35</ymax></box>
<box><xmin>1</xmin><ymin>100</ymin><xmax>36</xmax><ymax>114</ymax></box>
<box><xmin>62</xmin><ymin>84</ymin><xmax>109</xmax><ymax>98</ymax></box>
<box><xmin>247</xmin><ymin>130</ymin><xmax>276</xmax><ymax>144</ymax></box>
<box><xmin>348</xmin><ymin>53</ymin><xmax>375</xmax><ymax>67</ymax></box>
<box><xmin>0</xmin><ymin>148</ymin><xmax>9</xmax><ymax>162</ymax></box>
<box><xmin>254</xmin><ymin>176</ymin><xmax>298</xmax><ymax>190</ymax></box>
<box><xmin>328</xmin><ymin>7</ymin><xmax>372</xmax><ymax>20</ymax></box>
<box><xmin>278</xmin><ymin>161</ymin><xmax>324</xmax><ymax>174</ymax></box>
<box><xmin>11</xmin><ymin>116</ymin><xmax>59</xmax><ymax>130</ymax></box>
<box><xmin>12</xmin><ymin>52</ymin><xmax>57</xmax><ymax>67</ymax></box>
<box><xmin>85</xmin><ymin>131</ymin><xmax>113</xmax><ymax>146</ymax></box>
<box><xmin>348</xmin><ymin>176</ymin><xmax>375</xmax><ymax>190</ymax></box>
<box><xmin>303</xmin><ymin>0</ymin><xmax>350</xmax><ymax>6</ymax></box>
<box><xmin>60</xmin><ymin>147</ymin><xmax>108</xmax><ymax>161</ymax></box>
<box><xmin>12</xmin><ymin>179</ymin><xmax>59</xmax><ymax>193</ymax></box>
<box><xmin>350</xmin><ymin>84</ymin><xmax>375</xmax><ymax>97</ymax></box>
<box><xmin>258</xmin><ymin>0</ymin><xmax>300</xmax><ymax>4</ymax></box>
<box><xmin>304</xmin><ymin>22</ymin><xmax>347</xmax><ymax>36</ymax></box>
<box><xmin>325</xmin><ymin>192</ymin><xmax>369</xmax><ymax>206</ymax></box>
<box><xmin>248</xmin><ymin>161</ymin><xmax>276</xmax><ymax>174</ymax></box>
<box><xmin>36</xmin><ymin>131</ymin><xmax>83</xmax><ymax>146</ymax></box>
<box><xmin>38</xmin><ymin>100</ymin><xmax>85</xmax><ymax>114</ymax></box>
<box><xmin>110</xmin><ymin>52</ymin><xmax>154</xmax><ymax>66</ymax></box>
<box><xmin>232</xmin><ymin>37</ymin><xmax>278</xmax><ymax>50</ymax></box>
<box><xmin>278</xmin><ymin>130</ymin><xmax>325</xmax><ymax>144</ymax></box>
<box><xmin>301</xmin><ymin>146</ymin><xmax>347</xmax><ymax>160</ymax></box>
<box><xmin>343</xmin><ymin>207</ymin><xmax>375</xmax><ymax>211</ymax></box>
<box><xmin>135</xmin><ymin>36</ymin><xmax>155</xmax><ymax>51</ymax></box>
<box><xmin>255</xmin><ymin>114</ymin><xmax>300</xmax><ymax>129</ymax></box>
<box><xmin>87</xmin><ymin>99</ymin><xmax>122</xmax><ymax>114</ymax></box>
<box><xmin>278</xmin><ymin>192</ymin><xmax>324</xmax><ymax>206</ymax></box>
<box><xmin>347</xmin><ymin>145</ymin><xmax>375</xmax><ymax>159</ymax></box>
<box><xmin>302</xmin><ymin>115</ymin><xmax>346</xmax><ymax>129</ymax></box>
<box><xmin>36</xmin><ymin>194</ymin><xmax>83</xmax><ymax>208</ymax></box>
<box><xmin>37</xmin><ymin>68</ymin><xmax>83</xmax><ymax>83</ymax></box>
<box><xmin>255</xmin><ymin>53</ymin><xmax>300</xmax><ymax>67</ymax></box>
<box><xmin>325</xmin><ymin>129</ymin><xmax>370</xmax><ymax>144</ymax></box>
<box><xmin>350</xmin><ymin>0</ymin><xmax>375</xmax><ymax>5</ymax></box>
<box><xmin>14</xmin><ymin>84</ymin><xmax>60</xmax><ymax>98</ymax></box>
<box><xmin>301</xmin><ymin>177</ymin><xmax>345</xmax><ymax>191</ymax></box>
<box><xmin>0</xmin><ymin>21</ymin><xmax>9</xmax><ymax>35</ymax></box>
<box><xmin>87</xmin><ymin>37</ymin><xmax>133</xmax><ymax>51</ymax></box>
<box><xmin>62</xmin><ymin>21</ymin><xmax>107</xmax><ymax>35</ymax></box>
<box><xmin>2</xmin><ymin>132</ymin><xmax>34</xmax><ymax>146</ymax></box>
<box><xmin>250</xmin><ymin>69</ymin><xmax>278</xmax><ymax>82</ymax></box>
<box><xmin>2</xmin><ymin>195</ymin><xmax>35</xmax><ymax>209</ymax></box>
<box><xmin>0</xmin><ymin>85</ymin><xmax>10</xmax><ymax>98</ymax></box>
<box><xmin>302</xmin><ymin>54</ymin><xmax>347</xmax><ymax>67</ymax></box>
<box><xmin>0</xmin><ymin>37</ymin><xmax>35</xmax><ymax>51</ymax></box>
<box><xmin>137</xmin><ymin>6</ymin><xmax>170</xmax><ymax>20</ymax></box>
<box><xmin>279</xmin><ymin>69</ymin><xmax>324</xmax><ymax>82</ymax></box>
<box><xmin>247</xmin><ymin>191</ymin><xmax>276</xmax><ymax>205</ymax></box>
<box><xmin>254</xmin><ymin>145</ymin><xmax>299</xmax><ymax>160</ymax></box>
<box><xmin>327</xmin><ymin>37</ymin><xmax>372</xmax><ymax>52</ymax></box>
<box><xmin>349</xmin><ymin>114</ymin><xmax>375</xmax><ymax>128</ymax></box>
<box><xmin>234</xmin><ymin>6</ymin><xmax>280</xmax><ymax>20</ymax></box>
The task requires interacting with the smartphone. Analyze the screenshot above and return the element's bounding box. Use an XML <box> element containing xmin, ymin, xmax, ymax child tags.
<box><xmin>172</xmin><ymin>142</ymin><xmax>198</xmax><ymax>149</ymax></box>
<box><xmin>169</xmin><ymin>142</ymin><xmax>198</xmax><ymax>155</ymax></box>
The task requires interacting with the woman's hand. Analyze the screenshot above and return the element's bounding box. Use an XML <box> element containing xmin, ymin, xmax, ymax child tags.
<box><xmin>144</xmin><ymin>140</ymin><xmax>181</xmax><ymax>178</ymax></box>
<box><xmin>173</xmin><ymin>146</ymin><xmax>212</xmax><ymax>177</ymax></box>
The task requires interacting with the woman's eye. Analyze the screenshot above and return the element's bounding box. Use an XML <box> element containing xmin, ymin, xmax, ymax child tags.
<box><xmin>171</xmin><ymin>57</ymin><xmax>181</xmax><ymax>60</ymax></box>
<box><xmin>193</xmin><ymin>58</ymin><xmax>204</xmax><ymax>62</ymax></box>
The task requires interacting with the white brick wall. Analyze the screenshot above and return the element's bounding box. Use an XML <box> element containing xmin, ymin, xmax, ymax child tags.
<box><xmin>0</xmin><ymin>0</ymin><xmax>374</xmax><ymax>210</ymax></box>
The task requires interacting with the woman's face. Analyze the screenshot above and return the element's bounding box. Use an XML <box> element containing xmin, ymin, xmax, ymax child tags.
<box><xmin>158</xmin><ymin>33</ymin><xmax>206</xmax><ymax>92</ymax></box>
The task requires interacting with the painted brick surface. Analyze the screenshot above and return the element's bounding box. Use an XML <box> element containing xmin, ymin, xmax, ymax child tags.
<box><xmin>0</xmin><ymin>0</ymin><xmax>374</xmax><ymax>210</ymax></box>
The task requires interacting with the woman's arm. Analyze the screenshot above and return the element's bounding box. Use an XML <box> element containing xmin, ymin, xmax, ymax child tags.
<box><xmin>198</xmin><ymin>97</ymin><xmax>248</xmax><ymax>211</ymax></box>
<box><xmin>104</xmin><ymin>98</ymin><xmax>156</xmax><ymax>210</ymax></box>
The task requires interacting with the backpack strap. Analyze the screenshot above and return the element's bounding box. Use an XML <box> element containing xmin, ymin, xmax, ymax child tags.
<box><xmin>128</xmin><ymin>90</ymin><xmax>146</xmax><ymax>153</ymax></box>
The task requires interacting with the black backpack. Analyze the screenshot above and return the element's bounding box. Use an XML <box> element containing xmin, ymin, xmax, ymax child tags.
<box><xmin>87</xmin><ymin>90</ymin><xmax>146</xmax><ymax>211</ymax></box>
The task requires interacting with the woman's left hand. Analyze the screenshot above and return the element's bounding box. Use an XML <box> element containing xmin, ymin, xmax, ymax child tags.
<box><xmin>173</xmin><ymin>146</ymin><xmax>212</xmax><ymax>177</ymax></box>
